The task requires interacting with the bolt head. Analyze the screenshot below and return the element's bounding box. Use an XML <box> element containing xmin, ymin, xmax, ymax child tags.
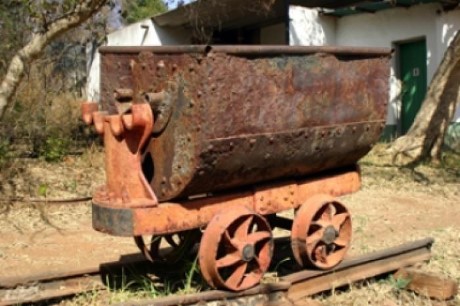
<box><xmin>322</xmin><ymin>226</ymin><xmax>338</xmax><ymax>245</ymax></box>
<box><xmin>242</xmin><ymin>244</ymin><xmax>255</xmax><ymax>262</ymax></box>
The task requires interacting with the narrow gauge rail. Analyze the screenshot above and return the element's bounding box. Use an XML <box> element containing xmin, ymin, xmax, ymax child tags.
<box><xmin>0</xmin><ymin>238</ymin><xmax>433</xmax><ymax>306</ymax></box>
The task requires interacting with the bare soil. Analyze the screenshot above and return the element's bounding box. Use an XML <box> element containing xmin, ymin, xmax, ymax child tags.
<box><xmin>0</xmin><ymin>146</ymin><xmax>459</xmax><ymax>305</ymax></box>
<box><xmin>0</xmin><ymin>148</ymin><xmax>140</xmax><ymax>280</ymax></box>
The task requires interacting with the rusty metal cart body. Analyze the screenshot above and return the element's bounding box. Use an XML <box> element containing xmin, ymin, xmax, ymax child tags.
<box><xmin>82</xmin><ymin>45</ymin><xmax>391</xmax><ymax>291</ymax></box>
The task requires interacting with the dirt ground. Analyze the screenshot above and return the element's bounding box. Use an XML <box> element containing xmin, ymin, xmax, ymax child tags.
<box><xmin>0</xmin><ymin>146</ymin><xmax>459</xmax><ymax>305</ymax></box>
<box><xmin>0</xmin><ymin>148</ymin><xmax>140</xmax><ymax>280</ymax></box>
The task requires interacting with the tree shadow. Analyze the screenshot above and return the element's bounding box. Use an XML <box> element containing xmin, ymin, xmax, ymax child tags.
<box><xmin>398</xmin><ymin>164</ymin><xmax>431</xmax><ymax>184</ymax></box>
<box><xmin>97</xmin><ymin>236</ymin><xmax>302</xmax><ymax>297</ymax></box>
<box><xmin>99</xmin><ymin>253</ymin><xmax>207</xmax><ymax>295</ymax></box>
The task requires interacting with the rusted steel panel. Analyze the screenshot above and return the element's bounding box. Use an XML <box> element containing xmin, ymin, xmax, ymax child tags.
<box><xmin>253</xmin><ymin>182</ymin><xmax>297</xmax><ymax>215</ymax></box>
<box><xmin>92</xmin><ymin>168</ymin><xmax>360</xmax><ymax>236</ymax></box>
<box><xmin>99</xmin><ymin>45</ymin><xmax>389</xmax><ymax>202</ymax></box>
<box><xmin>297</xmin><ymin>167</ymin><xmax>361</xmax><ymax>201</ymax></box>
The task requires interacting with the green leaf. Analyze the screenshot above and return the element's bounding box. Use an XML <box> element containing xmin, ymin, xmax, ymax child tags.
<box><xmin>122</xmin><ymin>0</ymin><xmax>167</xmax><ymax>24</ymax></box>
<box><xmin>38</xmin><ymin>183</ymin><xmax>48</xmax><ymax>197</ymax></box>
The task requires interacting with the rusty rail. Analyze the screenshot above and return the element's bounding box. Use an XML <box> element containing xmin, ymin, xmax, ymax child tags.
<box><xmin>114</xmin><ymin>238</ymin><xmax>433</xmax><ymax>306</ymax></box>
<box><xmin>0</xmin><ymin>254</ymin><xmax>148</xmax><ymax>306</ymax></box>
<box><xmin>284</xmin><ymin>237</ymin><xmax>434</xmax><ymax>301</ymax></box>
<box><xmin>0</xmin><ymin>238</ymin><xmax>432</xmax><ymax>305</ymax></box>
<box><xmin>0</xmin><ymin>274</ymin><xmax>102</xmax><ymax>306</ymax></box>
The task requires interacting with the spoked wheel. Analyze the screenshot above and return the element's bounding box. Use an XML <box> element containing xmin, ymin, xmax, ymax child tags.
<box><xmin>291</xmin><ymin>194</ymin><xmax>352</xmax><ymax>269</ymax></box>
<box><xmin>134</xmin><ymin>229</ymin><xmax>201</xmax><ymax>263</ymax></box>
<box><xmin>199</xmin><ymin>207</ymin><xmax>274</xmax><ymax>291</ymax></box>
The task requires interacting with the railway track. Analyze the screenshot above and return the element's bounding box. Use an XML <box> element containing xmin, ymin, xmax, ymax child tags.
<box><xmin>0</xmin><ymin>238</ymin><xmax>435</xmax><ymax>305</ymax></box>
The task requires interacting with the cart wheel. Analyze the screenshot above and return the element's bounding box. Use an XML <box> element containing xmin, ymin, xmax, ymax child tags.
<box><xmin>291</xmin><ymin>194</ymin><xmax>351</xmax><ymax>269</ymax></box>
<box><xmin>134</xmin><ymin>229</ymin><xmax>201</xmax><ymax>263</ymax></box>
<box><xmin>199</xmin><ymin>207</ymin><xmax>273</xmax><ymax>291</ymax></box>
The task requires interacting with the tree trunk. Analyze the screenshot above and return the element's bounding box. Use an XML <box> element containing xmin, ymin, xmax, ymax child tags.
<box><xmin>390</xmin><ymin>30</ymin><xmax>460</xmax><ymax>166</ymax></box>
<box><xmin>0</xmin><ymin>0</ymin><xmax>107</xmax><ymax>120</ymax></box>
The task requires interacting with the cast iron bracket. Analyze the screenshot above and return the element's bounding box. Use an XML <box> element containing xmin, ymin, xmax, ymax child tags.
<box><xmin>81</xmin><ymin>102</ymin><xmax>158</xmax><ymax>208</ymax></box>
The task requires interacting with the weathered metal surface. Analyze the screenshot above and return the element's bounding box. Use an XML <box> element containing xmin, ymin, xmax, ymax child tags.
<box><xmin>254</xmin><ymin>182</ymin><xmax>297</xmax><ymax>215</ymax></box>
<box><xmin>291</xmin><ymin>194</ymin><xmax>352</xmax><ymax>269</ymax></box>
<box><xmin>92</xmin><ymin>168</ymin><xmax>360</xmax><ymax>237</ymax></box>
<box><xmin>285</xmin><ymin>238</ymin><xmax>433</xmax><ymax>302</ymax></box>
<box><xmin>82</xmin><ymin>102</ymin><xmax>158</xmax><ymax>209</ymax></box>
<box><xmin>198</xmin><ymin>207</ymin><xmax>273</xmax><ymax>291</ymax></box>
<box><xmin>98</xmin><ymin>45</ymin><xmax>390</xmax><ymax>202</ymax></box>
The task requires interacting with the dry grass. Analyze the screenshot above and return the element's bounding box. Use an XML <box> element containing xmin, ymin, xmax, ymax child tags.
<box><xmin>0</xmin><ymin>145</ymin><xmax>104</xmax><ymax>204</ymax></box>
<box><xmin>317</xmin><ymin>227</ymin><xmax>460</xmax><ymax>306</ymax></box>
<box><xmin>315</xmin><ymin>144</ymin><xmax>460</xmax><ymax>306</ymax></box>
<box><xmin>360</xmin><ymin>144</ymin><xmax>460</xmax><ymax>197</ymax></box>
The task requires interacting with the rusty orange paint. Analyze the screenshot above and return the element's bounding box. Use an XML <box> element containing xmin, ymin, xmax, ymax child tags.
<box><xmin>291</xmin><ymin>194</ymin><xmax>352</xmax><ymax>269</ymax></box>
<box><xmin>82</xmin><ymin>102</ymin><xmax>157</xmax><ymax>208</ymax></box>
<box><xmin>94</xmin><ymin>168</ymin><xmax>363</xmax><ymax>236</ymax></box>
<box><xmin>198</xmin><ymin>207</ymin><xmax>273</xmax><ymax>291</ymax></box>
<box><xmin>296</xmin><ymin>170</ymin><xmax>361</xmax><ymax>205</ymax></box>
<box><xmin>253</xmin><ymin>182</ymin><xmax>297</xmax><ymax>215</ymax></box>
<box><xmin>131</xmin><ymin>191</ymin><xmax>254</xmax><ymax>236</ymax></box>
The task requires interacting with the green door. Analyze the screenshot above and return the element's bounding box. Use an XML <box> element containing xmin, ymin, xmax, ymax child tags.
<box><xmin>399</xmin><ymin>39</ymin><xmax>427</xmax><ymax>134</ymax></box>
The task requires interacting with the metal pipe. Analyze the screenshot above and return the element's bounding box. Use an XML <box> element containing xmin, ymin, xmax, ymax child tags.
<box><xmin>99</xmin><ymin>45</ymin><xmax>392</xmax><ymax>57</ymax></box>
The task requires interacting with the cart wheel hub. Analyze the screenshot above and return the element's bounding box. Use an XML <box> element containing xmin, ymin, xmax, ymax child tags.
<box><xmin>242</xmin><ymin>244</ymin><xmax>255</xmax><ymax>262</ymax></box>
<box><xmin>322</xmin><ymin>226</ymin><xmax>338</xmax><ymax>245</ymax></box>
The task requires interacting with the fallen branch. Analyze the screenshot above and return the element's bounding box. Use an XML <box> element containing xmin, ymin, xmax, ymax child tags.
<box><xmin>0</xmin><ymin>196</ymin><xmax>92</xmax><ymax>204</ymax></box>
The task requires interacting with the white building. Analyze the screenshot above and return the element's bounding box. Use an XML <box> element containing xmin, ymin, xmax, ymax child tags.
<box><xmin>87</xmin><ymin>0</ymin><xmax>460</xmax><ymax>143</ymax></box>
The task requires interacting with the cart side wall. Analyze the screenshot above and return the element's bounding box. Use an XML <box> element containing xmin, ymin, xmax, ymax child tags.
<box><xmin>100</xmin><ymin>48</ymin><xmax>390</xmax><ymax>201</ymax></box>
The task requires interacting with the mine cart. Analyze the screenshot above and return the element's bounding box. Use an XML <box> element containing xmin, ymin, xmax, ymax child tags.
<box><xmin>82</xmin><ymin>45</ymin><xmax>391</xmax><ymax>291</ymax></box>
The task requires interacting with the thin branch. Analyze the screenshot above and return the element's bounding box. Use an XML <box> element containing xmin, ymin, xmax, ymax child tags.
<box><xmin>0</xmin><ymin>196</ymin><xmax>92</xmax><ymax>204</ymax></box>
<box><xmin>0</xmin><ymin>0</ymin><xmax>108</xmax><ymax>119</ymax></box>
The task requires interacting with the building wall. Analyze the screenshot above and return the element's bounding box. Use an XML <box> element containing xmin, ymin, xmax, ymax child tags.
<box><xmin>289</xmin><ymin>5</ymin><xmax>336</xmax><ymax>46</ymax></box>
<box><xmin>86</xmin><ymin>18</ymin><xmax>191</xmax><ymax>101</ymax></box>
<box><xmin>289</xmin><ymin>4</ymin><xmax>460</xmax><ymax>143</ymax></box>
<box><xmin>336</xmin><ymin>3</ymin><xmax>460</xmax><ymax>141</ymax></box>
